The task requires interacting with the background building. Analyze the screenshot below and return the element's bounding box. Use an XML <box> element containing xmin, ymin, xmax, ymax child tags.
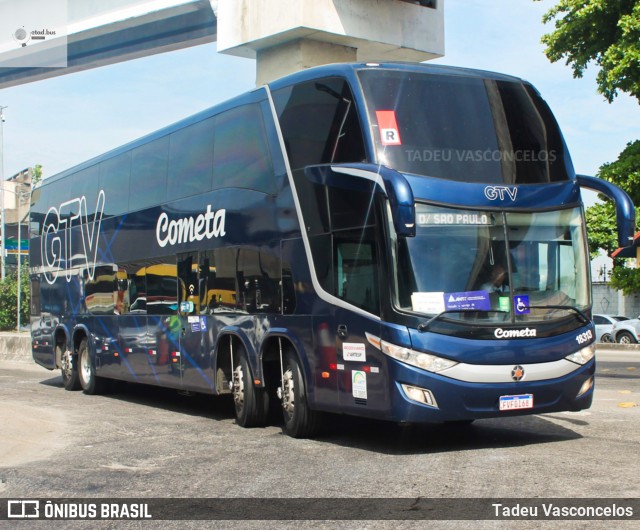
<box><xmin>2</xmin><ymin>167</ymin><xmax>31</xmax><ymax>274</ymax></box>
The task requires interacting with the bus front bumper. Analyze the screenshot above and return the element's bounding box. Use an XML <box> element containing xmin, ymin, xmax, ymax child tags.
<box><xmin>387</xmin><ymin>358</ymin><xmax>595</xmax><ymax>423</ymax></box>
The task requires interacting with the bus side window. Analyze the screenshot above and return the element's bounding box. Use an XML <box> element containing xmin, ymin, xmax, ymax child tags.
<box><xmin>273</xmin><ymin>77</ymin><xmax>366</xmax><ymax>170</ymax></box>
<box><xmin>99</xmin><ymin>152</ymin><xmax>131</xmax><ymax>217</ymax></box>
<box><xmin>83</xmin><ymin>265</ymin><xmax>117</xmax><ymax>315</ymax></box>
<box><xmin>66</xmin><ymin>165</ymin><xmax>99</xmax><ymax>219</ymax></box>
<box><xmin>177</xmin><ymin>252</ymin><xmax>199</xmax><ymax>314</ymax></box>
<box><xmin>335</xmin><ymin>228</ymin><xmax>380</xmax><ymax>315</ymax></box>
<box><xmin>168</xmin><ymin>117</ymin><xmax>215</xmax><ymax>200</ymax></box>
<box><xmin>213</xmin><ymin>104</ymin><xmax>275</xmax><ymax>194</ymax></box>
<box><xmin>146</xmin><ymin>261</ymin><xmax>177</xmax><ymax>315</ymax></box>
<box><xmin>131</xmin><ymin>136</ymin><xmax>169</xmax><ymax>211</ymax></box>
<box><xmin>30</xmin><ymin>277</ymin><xmax>41</xmax><ymax>316</ymax></box>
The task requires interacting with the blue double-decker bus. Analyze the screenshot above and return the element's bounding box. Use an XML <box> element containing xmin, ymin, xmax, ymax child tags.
<box><xmin>30</xmin><ymin>62</ymin><xmax>635</xmax><ymax>437</ymax></box>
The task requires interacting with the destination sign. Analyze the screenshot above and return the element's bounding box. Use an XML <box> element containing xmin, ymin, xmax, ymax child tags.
<box><xmin>416</xmin><ymin>210</ymin><xmax>494</xmax><ymax>226</ymax></box>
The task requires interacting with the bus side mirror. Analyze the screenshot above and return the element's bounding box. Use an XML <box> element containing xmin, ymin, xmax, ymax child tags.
<box><xmin>304</xmin><ymin>163</ymin><xmax>416</xmax><ymax>237</ymax></box>
<box><xmin>576</xmin><ymin>175</ymin><xmax>636</xmax><ymax>248</ymax></box>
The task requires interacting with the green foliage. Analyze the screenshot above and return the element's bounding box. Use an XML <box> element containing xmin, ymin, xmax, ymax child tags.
<box><xmin>584</xmin><ymin>201</ymin><xmax>619</xmax><ymax>260</ymax></box>
<box><xmin>32</xmin><ymin>164</ymin><xmax>43</xmax><ymax>186</ymax></box>
<box><xmin>540</xmin><ymin>0</ymin><xmax>640</xmax><ymax>103</ymax></box>
<box><xmin>0</xmin><ymin>261</ymin><xmax>30</xmax><ymax>331</ymax></box>
<box><xmin>541</xmin><ymin>1</ymin><xmax>640</xmax><ymax>291</ymax></box>
<box><xmin>610</xmin><ymin>265</ymin><xmax>640</xmax><ymax>294</ymax></box>
<box><xmin>584</xmin><ymin>140</ymin><xmax>640</xmax><ymax>258</ymax></box>
<box><xmin>597</xmin><ymin>140</ymin><xmax>640</xmax><ymax>203</ymax></box>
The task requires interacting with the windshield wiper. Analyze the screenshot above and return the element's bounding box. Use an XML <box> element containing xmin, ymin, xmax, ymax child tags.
<box><xmin>523</xmin><ymin>304</ymin><xmax>590</xmax><ymax>324</ymax></box>
<box><xmin>417</xmin><ymin>309</ymin><xmax>509</xmax><ymax>332</ymax></box>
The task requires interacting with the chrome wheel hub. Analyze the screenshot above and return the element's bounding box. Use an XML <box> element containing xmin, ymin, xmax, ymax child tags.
<box><xmin>232</xmin><ymin>364</ymin><xmax>244</xmax><ymax>408</ymax></box>
<box><xmin>281</xmin><ymin>368</ymin><xmax>295</xmax><ymax>415</ymax></box>
<box><xmin>80</xmin><ymin>350</ymin><xmax>91</xmax><ymax>384</ymax></box>
<box><xmin>61</xmin><ymin>349</ymin><xmax>73</xmax><ymax>379</ymax></box>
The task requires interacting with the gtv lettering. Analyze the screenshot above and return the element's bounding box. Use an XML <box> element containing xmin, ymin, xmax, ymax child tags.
<box><xmin>484</xmin><ymin>186</ymin><xmax>517</xmax><ymax>201</ymax></box>
<box><xmin>41</xmin><ymin>191</ymin><xmax>105</xmax><ymax>285</ymax></box>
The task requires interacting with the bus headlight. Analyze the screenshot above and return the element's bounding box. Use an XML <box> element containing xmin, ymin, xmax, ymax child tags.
<box><xmin>380</xmin><ymin>340</ymin><xmax>458</xmax><ymax>373</ymax></box>
<box><xmin>565</xmin><ymin>343</ymin><xmax>596</xmax><ymax>365</ymax></box>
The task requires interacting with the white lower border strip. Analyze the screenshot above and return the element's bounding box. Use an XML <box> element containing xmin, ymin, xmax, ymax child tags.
<box><xmin>440</xmin><ymin>358</ymin><xmax>582</xmax><ymax>383</ymax></box>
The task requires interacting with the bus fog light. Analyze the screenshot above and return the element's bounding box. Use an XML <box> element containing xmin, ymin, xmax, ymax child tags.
<box><xmin>565</xmin><ymin>343</ymin><xmax>595</xmax><ymax>365</ymax></box>
<box><xmin>401</xmin><ymin>384</ymin><xmax>438</xmax><ymax>408</ymax></box>
<box><xmin>576</xmin><ymin>376</ymin><xmax>594</xmax><ymax>398</ymax></box>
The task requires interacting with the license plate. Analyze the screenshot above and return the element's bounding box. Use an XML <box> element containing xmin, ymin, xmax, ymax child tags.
<box><xmin>499</xmin><ymin>394</ymin><xmax>534</xmax><ymax>411</ymax></box>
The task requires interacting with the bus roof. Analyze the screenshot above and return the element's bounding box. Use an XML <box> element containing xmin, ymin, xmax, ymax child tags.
<box><xmin>36</xmin><ymin>62</ymin><xmax>526</xmax><ymax>189</ymax></box>
<box><xmin>266</xmin><ymin>61</ymin><xmax>525</xmax><ymax>90</ymax></box>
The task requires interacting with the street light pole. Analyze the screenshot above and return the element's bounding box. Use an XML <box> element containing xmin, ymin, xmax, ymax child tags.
<box><xmin>0</xmin><ymin>105</ymin><xmax>7</xmax><ymax>281</ymax></box>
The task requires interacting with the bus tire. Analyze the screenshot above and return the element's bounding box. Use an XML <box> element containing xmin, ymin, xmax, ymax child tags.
<box><xmin>281</xmin><ymin>350</ymin><xmax>323</xmax><ymax>438</ymax></box>
<box><xmin>232</xmin><ymin>348</ymin><xmax>269</xmax><ymax>428</ymax></box>
<box><xmin>59</xmin><ymin>344</ymin><xmax>81</xmax><ymax>391</ymax></box>
<box><xmin>616</xmin><ymin>331</ymin><xmax>637</xmax><ymax>344</ymax></box>
<box><xmin>78</xmin><ymin>339</ymin><xmax>108</xmax><ymax>395</ymax></box>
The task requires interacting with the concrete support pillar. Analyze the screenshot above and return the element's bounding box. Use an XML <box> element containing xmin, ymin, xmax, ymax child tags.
<box><xmin>256</xmin><ymin>38</ymin><xmax>357</xmax><ymax>86</ymax></box>
<box><xmin>217</xmin><ymin>0</ymin><xmax>444</xmax><ymax>84</ymax></box>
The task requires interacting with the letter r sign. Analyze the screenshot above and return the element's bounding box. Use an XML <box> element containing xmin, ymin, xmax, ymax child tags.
<box><xmin>376</xmin><ymin>110</ymin><xmax>402</xmax><ymax>146</ymax></box>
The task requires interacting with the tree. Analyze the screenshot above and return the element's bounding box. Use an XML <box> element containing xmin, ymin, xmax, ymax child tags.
<box><xmin>540</xmin><ymin>0</ymin><xmax>640</xmax><ymax>293</ymax></box>
<box><xmin>32</xmin><ymin>164</ymin><xmax>43</xmax><ymax>186</ymax></box>
<box><xmin>0</xmin><ymin>260</ymin><xmax>30</xmax><ymax>331</ymax></box>
<box><xmin>540</xmin><ymin>0</ymin><xmax>640</xmax><ymax>103</ymax></box>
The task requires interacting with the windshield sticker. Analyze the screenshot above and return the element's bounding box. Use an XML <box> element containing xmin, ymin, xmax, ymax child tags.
<box><xmin>376</xmin><ymin>110</ymin><xmax>402</xmax><ymax>146</ymax></box>
<box><xmin>514</xmin><ymin>295</ymin><xmax>531</xmax><ymax>315</ymax></box>
<box><xmin>498</xmin><ymin>297</ymin><xmax>510</xmax><ymax>312</ymax></box>
<box><xmin>343</xmin><ymin>343</ymin><xmax>366</xmax><ymax>362</ymax></box>
<box><xmin>352</xmin><ymin>370</ymin><xmax>368</xmax><ymax>400</ymax></box>
<box><xmin>445</xmin><ymin>291</ymin><xmax>491</xmax><ymax>311</ymax></box>
<box><xmin>411</xmin><ymin>292</ymin><xmax>445</xmax><ymax>314</ymax></box>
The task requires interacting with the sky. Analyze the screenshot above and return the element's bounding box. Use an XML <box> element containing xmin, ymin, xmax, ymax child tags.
<box><xmin>1</xmin><ymin>0</ymin><xmax>639</xmax><ymax>276</ymax></box>
<box><xmin>2</xmin><ymin>1</ymin><xmax>640</xmax><ymax>181</ymax></box>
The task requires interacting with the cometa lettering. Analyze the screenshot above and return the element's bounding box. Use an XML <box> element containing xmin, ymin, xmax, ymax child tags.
<box><xmin>156</xmin><ymin>205</ymin><xmax>226</xmax><ymax>248</ymax></box>
<box><xmin>494</xmin><ymin>327</ymin><xmax>537</xmax><ymax>339</ymax></box>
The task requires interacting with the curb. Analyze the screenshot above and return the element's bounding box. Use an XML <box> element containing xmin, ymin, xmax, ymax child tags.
<box><xmin>0</xmin><ymin>331</ymin><xmax>32</xmax><ymax>362</ymax></box>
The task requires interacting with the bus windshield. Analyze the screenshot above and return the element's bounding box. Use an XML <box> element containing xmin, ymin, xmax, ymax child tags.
<box><xmin>393</xmin><ymin>205</ymin><xmax>590</xmax><ymax>324</ymax></box>
<box><xmin>358</xmin><ymin>69</ymin><xmax>572</xmax><ymax>184</ymax></box>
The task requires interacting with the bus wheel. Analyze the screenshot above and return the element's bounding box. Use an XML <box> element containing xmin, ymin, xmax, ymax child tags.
<box><xmin>232</xmin><ymin>349</ymin><xmax>268</xmax><ymax>427</ymax></box>
<box><xmin>59</xmin><ymin>345</ymin><xmax>81</xmax><ymax>391</ymax></box>
<box><xmin>78</xmin><ymin>339</ymin><xmax>108</xmax><ymax>395</ymax></box>
<box><xmin>281</xmin><ymin>350</ymin><xmax>322</xmax><ymax>438</ymax></box>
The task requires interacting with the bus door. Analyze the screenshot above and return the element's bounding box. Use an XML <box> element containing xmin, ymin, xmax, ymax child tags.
<box><xmin>177</xmin><ymin>252</ymin><xmax>213</xmax><ymax>392</ymax></box>
<box><xmin>333</xmin><ymin>230</ymin><xmax>383</xmax><ymax>410</ymax></box>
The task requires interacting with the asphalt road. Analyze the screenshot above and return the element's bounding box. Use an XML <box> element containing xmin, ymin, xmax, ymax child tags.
<box><xmin>0</xmin><ymin>351</ymin><xmax>638</xmax><ymax>529</ymax></box>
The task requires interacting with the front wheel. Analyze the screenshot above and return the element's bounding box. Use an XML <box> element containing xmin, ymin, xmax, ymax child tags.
<box><xmin>616</xmin><ymin>331</ymin><xmax>637</xmax><ymax>344</ymax></box>
<box><xmin>280</xmin><ymin>350</ymin><xmax>323</xmax><ymax>438</ymax></box>
<box><xmin>232</xmin><ymin>349</ymin><xmax>269</xmax><ymax>427</ymax></box>
<box><xmin>78</xmin><ymin>339</ymin><xmax>108</xmax><ymax>395</ymax></box>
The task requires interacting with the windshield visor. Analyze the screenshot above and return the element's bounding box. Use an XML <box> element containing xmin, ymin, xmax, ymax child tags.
<box><xmin>358</xmin><ymin>69</ymin><xmax>572</xmax><ymax>184</ymax></box>
<box><xmin>394</xmin><ymin>205</ymin><xmax>590</xmax><ymax>324</ymax></box>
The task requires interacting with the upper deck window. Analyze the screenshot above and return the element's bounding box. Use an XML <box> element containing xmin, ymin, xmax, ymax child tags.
<box><xmin>358</xmin><ymin>69</ymin><xmax>572</xmax><ymax>184</ymax></box>
<box><xmin>273</xmin><ymin>77</ymin><xmax>366</xmax><ymax>170</ymax></box>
